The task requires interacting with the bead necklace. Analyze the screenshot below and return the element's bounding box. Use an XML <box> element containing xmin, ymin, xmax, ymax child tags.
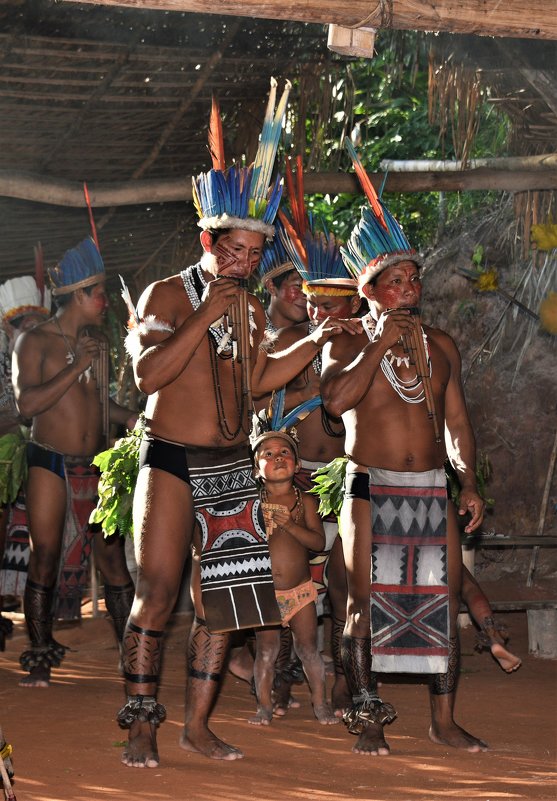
<box><xmin>362</xmin><ymin>313</ymin><xmax>430</xmax><ymax>404</ymax></box>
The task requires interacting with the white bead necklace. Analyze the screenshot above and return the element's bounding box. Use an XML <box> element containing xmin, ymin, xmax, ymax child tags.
<box><xmin>362</xmin><ymin>313</ymin><xmax>430</xmax><ymax>404</ymax></box>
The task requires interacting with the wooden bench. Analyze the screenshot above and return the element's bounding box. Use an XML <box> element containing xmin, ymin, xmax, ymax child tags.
<box><xmin>460</xmin><ymin>534</ymin><xmax>557</xmax><ymax>656</ymax></box>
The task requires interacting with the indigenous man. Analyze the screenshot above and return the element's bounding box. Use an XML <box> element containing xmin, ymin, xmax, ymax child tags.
<box><xmin>0</xmin><ymin>273</ymin><xmax>51</xmax><ymax>648</ymax></box>
<box><xmin>12</xmin><ymin>237</ymin><xmax>137</xmax><ymax>687</ymax></box>
<box><xmin>117</xmin><ymin>82</ymin><xmax>356</xmax><ymax>769</ymax></box>
<box><xmin>257</xmin><ymin>232</ymin><xmax>307</xmax><ymax>333</ymax></box>
<box><xmin>320</xmin><ymin>143</ymin><xmax>487</xmax><ymax>755</ymax></box>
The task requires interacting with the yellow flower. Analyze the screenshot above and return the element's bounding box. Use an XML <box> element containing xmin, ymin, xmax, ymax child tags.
<box><xmin>476</xmin><ymin>269</ymin><xmax>499</xmax><ymax>292</ymax></box>
<box><xmin>531</xmin><ymin>223</ymin><xmax>557</xmax><ymax>251</ymax></box>
<box><xmin>539</xmin><ymin>291</ymin><xmax>557</xmax><ymax>335</ymax></box>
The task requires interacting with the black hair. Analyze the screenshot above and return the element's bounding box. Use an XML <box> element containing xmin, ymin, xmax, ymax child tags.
<box><xmin>270</xmin><ymin>268</ymin><xmax>298</xmax><ymax>290</ymax></box>
<box><xmin>53</xmin><ymin>283</ymin><xmax>97</xmax><ymax>309</ymax></box>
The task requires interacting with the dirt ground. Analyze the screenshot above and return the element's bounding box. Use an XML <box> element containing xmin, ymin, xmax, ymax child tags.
<box><xmin>1</xmin><ymin>605</ymin><xmax>556</xmax><ymax>801</ymax></box>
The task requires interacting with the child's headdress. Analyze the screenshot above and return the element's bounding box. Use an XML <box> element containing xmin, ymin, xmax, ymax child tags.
<box><xmin>250</xmin><ymin>394</ymin><xmax>301</xmax><ymax>462</ymax></box>
<box><xmin>257</xmin><ymin>218</ymin><xmax>295</xmax><ymax>288</ymax></box>
<box><xmin>279</xmin><ymin>157</ymin><xmax>357</xmax><ymax>297</ymax></box>
<box><xmin>342</xmin><ymin>140</ymin><xmax>423</xmax><ymax>294</ymax></box>
<box><xmin>48</xmin><ymin>237</ymin><xmax>105</xmax><ymax>296</ymax></box>
<box><xmin>192</xmin><ymin>78</ymin><xmax>291</xmax><ymax>241</ymax></box>
<box><xmin>0</xmin><ymin>243</ymin><xmax>51</xmax><ymax>323</ymax></box>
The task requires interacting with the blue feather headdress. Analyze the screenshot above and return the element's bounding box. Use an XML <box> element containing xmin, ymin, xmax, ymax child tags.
<box><xmin>48</xmin><ymin>237</ymin><xmax>105</xmax><ymax>296</ymax></box>
<box><xmin>250</xmin><ymin>389</ymin><xmax>301</xmax><ymax>461</ymax></box>
<box><xmin>192</xmin><ymin>78</ymin><xmax>291</xmax><ymax>241</ymax></box>
<box><xmin>278</xmin><ymin>157</ymin><xmax>357</xmax><ymax>297</ymax></box>
<box><xmin>342</xmin><ymin>140</ymin><xmax>423</xmax><ymax>292</ymax></box>
<box><xmin>257</xmin><ymin>218</ymin><xmax>295</xmax><ymax>288</ymax></box>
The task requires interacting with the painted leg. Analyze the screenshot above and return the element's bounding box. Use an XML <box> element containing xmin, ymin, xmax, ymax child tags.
<box><xmin>180</xmin><ymin>617</ymin><xmax>241</xmax><ymax>760</ymax></box>
<box><xmin>119</xmin><ymin>621</ymin><xmax>165</xmax><ymax>768</ymax></box>
<box><xmin>342</xmin><ymin>634</ymin><xmax>395</xmax><ymax>755</ymax></box>
<box><xmin>331</xmin><ymin>615</ymin><xmax>351</xmax><ymax>716</ymax></box>
<box><xmin>19</xmin><ymin>579</ymin><xmax>66</xmax><ymax>687</ymax></box>
<box><xmin>429</xmin><ymin>635</ymin><xmax>488</xmax><ymax>751</ymax></box>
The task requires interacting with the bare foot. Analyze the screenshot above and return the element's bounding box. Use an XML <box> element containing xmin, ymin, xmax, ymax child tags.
<box><xmin>180</xmin><ymin>725</ymin><xmax>244</xmax><ymax>760</ymax></box>
<box><xmin>121</xmin><ymin>720</ymin><xmax>159</xmax><ymax>768</ymax></box>
<box><xmin>332</xmin><ymin>677</ymin><xmax>352</xmax><ymax>718</ymax></box>
<box><xmin>273</xmin><ymin>694</ymin><xmax>300</xmax><ymax>717</ymax></box>
<box><xmin>19</xmin><ymin>665</ymin><xmax>50</xmax><ymax>688</ymax></box>
<box><xmin>248</xmin><ymin>706</ymin><xmax>273</xmax><ymax>726</ymax></box>
<box><xmin>429</xmin><ymin>722</ymin><xmax>488</xmax><ymax>752</ymax></box>
<box><xmin>313</xmin><ymin>702</ymin><xmax>340</xmax><ymax>725</ymax></box>
<box><xmin>491</xmin><ymin>643</ymin><xmax>521</xmax><ymax>673</ymax></box>
<box><xmin>352</xmin><ymin>722</ymin><xmax>390</xmax><ymax>756</ymax></box>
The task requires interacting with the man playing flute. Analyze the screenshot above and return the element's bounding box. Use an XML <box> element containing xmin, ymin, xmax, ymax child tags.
<box><xmin>117</xmin><ymin>81</ymin><xmax>356</xmax><ymax>769</ymax></box>
<box><xmin>12</xmin><ymin>237</ymin><xmax>137</xmax><ymax>687</ymax></box>
<box><xmin>320</xmin><ymin>142</ymin><xmax>487</xmax><ymax>755</ymax></box>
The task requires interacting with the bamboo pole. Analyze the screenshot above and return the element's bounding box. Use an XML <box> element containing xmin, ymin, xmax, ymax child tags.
<box><xmin>2</xmin><ymin>164</ymin><xmax>557</xmax><ymax>208</ymax></box>
<box><xmin>527</xmin><ymin>426</ymin><xmax>557</xmax><ymax>587</ymax></box>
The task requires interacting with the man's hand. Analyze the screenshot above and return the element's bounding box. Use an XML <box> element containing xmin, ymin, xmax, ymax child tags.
<box><xmin>74</xmin><ymin>334</ymin><xmax>100</xmax><ymax>373</ymax></box>
<box><xmin>458</xmin><ymin>488</ymin><xmax>485</xmax><ymax>533</ymax></box>
<box><xmin>374</xmin><ymin>309</ymin><xmax>417</xmax><ymax>349</ymax></box>
<box><xmin>309</xmin><ymin>316</ymin><xmax>360</xmax><ymax>347</ymax></box>
<box><xmin>199</xmin><ymin>277</ymin><xmax>243</xmax><ymax>325</ymax></box>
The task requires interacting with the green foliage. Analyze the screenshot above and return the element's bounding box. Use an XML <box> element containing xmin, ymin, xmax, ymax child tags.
<box><xmin>89</xmin><ymin>416</ymin><xmax>144</xmax><ymax>537</ymax></box>
<box><xmin>445</xmin><ymin>452</ymin><xmax>495</xmax><ymax>509</ymax></box>
<box><xmin>308</xmin><ymin>456</ymin><xmax>348</xmax><ymax>520</ymax></box>
<box><xmin>0</xmin><ymin>426</ymin><xmax>29</xmax><ymax>504</ymax></box>
<box><xmin>298</xmin><ymin>32</ymin><xmax>511</xmax><ymax>252</ymax></box>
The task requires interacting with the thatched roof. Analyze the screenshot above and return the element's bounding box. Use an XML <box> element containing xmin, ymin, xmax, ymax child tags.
<box><xmin>0</xmin><ymin>2</ymin><xmax>555</xmax><ymax>292</ymax></box>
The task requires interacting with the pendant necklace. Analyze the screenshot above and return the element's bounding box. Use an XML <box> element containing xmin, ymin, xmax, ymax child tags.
<box><xmin>54</xmin><ymin>317</ymin><xmax>91</xmax><ymax>383</ymax></box>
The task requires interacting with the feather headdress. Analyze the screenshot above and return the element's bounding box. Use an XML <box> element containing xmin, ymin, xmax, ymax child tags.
<box><xmin>257</xmin><ymin>218</ymin><xmax>294</xmax><ymax>288</ymax></box>
<box><xmin>249</xmin><ymin>389</ymin><xmax>302</xmax><ymax>461</ymax></box>
<box><xmin>342</xmin><ymin>139</ymin><xmax>423</xmax><ymax>293</ymax></box>
<box><xmin>0</xmin><ymin>274</ymin><xmax>51</xmax><ymax>324</ymax></box>
<box><xmin>48</xmin><ymin>237</ymin><xmax>105</xmax><ymax>296</ymax></box>
<box><xmin>278</xmin><ymin>157</ymin><xmax>356</xmax><ymax>297</ymax></box>
<box><xmin>192</xmin><ymin>78</ymin><xmax>291</xmax><ymax>241</ymax></box>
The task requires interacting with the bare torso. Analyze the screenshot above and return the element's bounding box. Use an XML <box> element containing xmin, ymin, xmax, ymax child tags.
<box><xmin>328</xmin><ymin>324</ymin><xmax>450</xmax><ymax>472</ymax></box>
<box><xmin>20</xmin><ymin>322</ymin><xmax>104</xmax><ymax>456</ymax></box>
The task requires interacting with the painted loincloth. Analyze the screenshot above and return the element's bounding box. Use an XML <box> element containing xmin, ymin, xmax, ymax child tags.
<box><xmin>275</xmin><ymin>578</ymin><xmax>317</xmax><ymax>627</ymax></box>
<box><xmin>0</xmin><ymin>492</ymin><xmax>30</xmax><ymax>598</ymax></box>
<box><xmin>368</xmin><ymin>467</ymin><xmax>449</xmax><ymax>674</ymax></box>
<box><xmin>190</xmin><ymin>443</ymin><xmax>281</xmax><ymax>634</ymax></box>
<box><xmin>55</xmin><ymin>454</ymin><xmax>99</xmax><ymax>621</ymax></box>
<box><xmin>295</xmin><ymin>459</ymin><xmax>339</xmax><ymax>617</ymax></box>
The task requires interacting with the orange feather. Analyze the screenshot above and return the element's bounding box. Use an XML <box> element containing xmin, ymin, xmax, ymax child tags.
<box><xmin>208</xmin><ymin>94</ymin><xmax>225</xmax><ymax>171</ymax></box>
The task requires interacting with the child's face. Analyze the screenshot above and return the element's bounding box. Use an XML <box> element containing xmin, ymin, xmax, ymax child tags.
<box><xmin>256</xmin><ymin>437</ymin><xmax>298</xmax><ymax>482</ymax></box>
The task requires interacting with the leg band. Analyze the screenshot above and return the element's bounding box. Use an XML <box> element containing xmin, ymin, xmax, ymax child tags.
<box><xmin>474</xmin><ymin>616</ymin><xmax>509</xmax><ymax>652</ymax></box>
<box><xmin>117</xmin><ymin>694</ymin><xmax>166</xmax><ymax>728</ymax></box>
<box><xmin>104</xmin><ymin>581</ymin><xmax>135</xmax><ymax>644</ymax></box>
<box><xmin>430</xmin><ymin>635</ymin><xmax>460</xmax><ymax>696</ymax></box>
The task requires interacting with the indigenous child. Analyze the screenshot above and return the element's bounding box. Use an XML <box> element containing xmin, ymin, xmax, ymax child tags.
<box><xmin>250</xmin><ymin>429</ymin><xmax>338</xmax><ymax>727</ymax></box>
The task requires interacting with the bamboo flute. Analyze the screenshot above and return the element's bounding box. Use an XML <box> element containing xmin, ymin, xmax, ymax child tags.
<box><xmin>401</xmin><ymin>307</ymin><xmax>442</xmax><ymax>443</ymax></box>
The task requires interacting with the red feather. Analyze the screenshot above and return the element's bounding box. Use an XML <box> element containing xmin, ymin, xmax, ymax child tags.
<box><xmin>34</xmin><ymin>242</ymin><xmax>45</xmax><ymax>305</ymax></box>
<box><xmin>284</xmin><ymin>157</ymin><xmax>307</xmax><ymax>237</ymax></box>
<box><xmin>352</xmin><ymin>159</ymin><xmax>388</xmax><ymax>231</ymax></box>
<box><xmin>279</xmin><ymin>209</ymin><xmax>308</xmax><ymax>267</ymax></box>
<box><xmin>83</xmin><ymin>182</ymin><xmax>100</xmax><ymax>251</ymax></box>
<box><xmin>208</xmin><ymin>94</ymin><xmax>225</xmax><ymax>171</ymax></box>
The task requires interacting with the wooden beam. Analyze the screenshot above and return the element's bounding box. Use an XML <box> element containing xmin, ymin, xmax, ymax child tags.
<box><xmin>1</xmin><ymin>167</ymin><xmax>557</xmax><ymax>208</ymax></box>
<box><xmin>63</xmin><ymin>0</ymin><xmax>557</xmax><ymax>40</ymax></box>
<box><xmin>380</xmin><ymin>154</ymin><xmax>557</xmax><ymax>172</ymax></box>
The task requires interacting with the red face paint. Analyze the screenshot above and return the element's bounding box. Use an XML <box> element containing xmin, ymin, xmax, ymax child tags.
<box><xmin>213</xmin><ymin>230</ymin><xmax>265</xmax><ymax>278</ymax></box>
<box><xmin>370</xmin><ymin>262</ymin><xmax>422</xmax><ymax>311</ymax></box>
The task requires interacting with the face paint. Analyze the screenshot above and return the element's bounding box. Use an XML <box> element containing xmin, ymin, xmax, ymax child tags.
<box><xmin>307</xmin><ymin>294</ymin><xmax>357</xmax><ymax>322</ymax></box>
<box><xmin>369</xmin><ymin>262</ymin><xmax>422</xmax><ymax>311</ymax></box>
<box><xmin>213</xmin><ymin>230</ymin><xmax>265</xmax><ymax>278</ymax></box>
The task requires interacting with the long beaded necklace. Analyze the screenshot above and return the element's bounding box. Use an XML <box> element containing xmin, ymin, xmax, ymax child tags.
<box><xmin>54</xmin><ymin>317</ymin><xmax>91</xmax><ymax>383</ymax></box>
<box><xmin>181</xmin><ymin>264</ymin><xmax>253</xmax><ymax>440</ymax></box>
<box><xmin>362</xmin><ymin>313</ymin><xmax>430</xmax><ymax>404</ymax></box>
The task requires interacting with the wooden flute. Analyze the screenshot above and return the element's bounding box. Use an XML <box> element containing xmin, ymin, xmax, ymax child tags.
<box><xmin>227</xmin><ymin>279</ymin><xmax>253</xmax><ymax>414</ymax></box>
<box><xmin>400</xmin><ymin>307</ymin><xmax>442</xmax><ymax>443</ymax></box>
